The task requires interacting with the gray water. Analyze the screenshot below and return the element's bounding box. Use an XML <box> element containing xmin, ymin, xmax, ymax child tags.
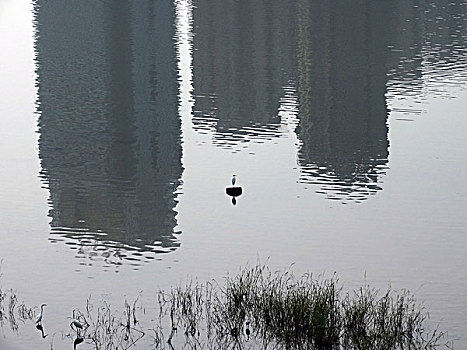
<box><xmin>0</xmin><ymin>0</ymin><xmax>466</xmax><ymax>348</ymax></box>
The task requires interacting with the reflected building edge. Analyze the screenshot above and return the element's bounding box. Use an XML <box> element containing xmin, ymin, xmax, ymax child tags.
<box><xmin>191</xmin><ymin>0</ymin><xmax>296</xmax><ymax>148</ymax></box>
<box><xmin>34</xmin><ymin>0</ymin><xmax>183</xmax><ymax>268</ymax></box>
<box><xmin>384</xmin><ymin>1</ymin><xmax>425</xmax><ymax>102</ymax></box>
<box><xmin>293</xmin><ymin>0</ymin><xmax>467</xmax><ymax>203</ymax></box>
<box><xmin>386</xmin><ymin>0</ymin><xmax>467</xmax><ymax>103</ymax></box>
<box><xmin>292</xmin><ymin>1</ymin><xmax>392</xmax><ymax>203</ymax></box>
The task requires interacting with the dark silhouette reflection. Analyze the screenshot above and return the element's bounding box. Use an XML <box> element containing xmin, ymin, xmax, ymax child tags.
<box><xmin>34</xmin><ymin>1</ymin><xmax>183</xmax><ymax>266</ymax></box>
<box><xmin>191</xmin><ymin>1</ymin><xmax>296</xmax><ymax>148</ymax></box>
<box><xmin>226</xmin><ymin>187</ymin><xmax>243</xmax><ymax>206</ymax></box>
<box><xmin>36</xmin><ymin>324</ymin><xmax>47</xmax><ymax>339</ymax></box>
<box><xmin>291</xmin><ymin>1</ymin><xmax>392</xmax><ymax>203</ymax></box>
<box><xmin>385</xmin><ymin>0</ymin><xmax>467</xmax><ymax>101</ymax></box>
<box><xmin>73</xmin><ymin>336</ymin><xmax>84</xmax><ymax>350</ymax></box>
<box><xmin>292</xmin><ymin>0</ymin><xmax>467</xmax><ymax>202</ymax></box>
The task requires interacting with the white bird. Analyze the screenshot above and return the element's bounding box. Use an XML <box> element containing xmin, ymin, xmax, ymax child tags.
<box><xmin>71</xmin><ymin>309</ymin><xmax>83</xmax><ymax>331</ymax></box>
<box><xmin>232</xmin><ymin>174</ymin><xmax>237</xmax><ymax>186</ymax></box>
<box><xmin>35</xmin><ymin>303</ymin><xmax>47</xmax><ymax>324</ymax></box>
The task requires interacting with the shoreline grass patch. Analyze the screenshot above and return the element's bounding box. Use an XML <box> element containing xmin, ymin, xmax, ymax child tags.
<box><xmin>155</xmin><ymin>265</ymin><xmax>449</xmax><ymax>349</ymax></box>
<box><xmin>0</xmin><ymin>265</ymin><xmax>452</xmax><ymax>349</ymax></box>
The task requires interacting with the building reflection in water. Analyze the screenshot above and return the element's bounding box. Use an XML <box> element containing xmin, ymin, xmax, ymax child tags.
<box><xmin>190</xmin><ymin>0</ymin><xmax>467</xmax><ymax>203</ymax></box>
<box><xmin>292</xmin><ymin>1</ymin><xmax>391</xmax><ymax>203</ymax></box>
<box><xmin>33</xmin><ymin>0</ymin><xmax>467</xmax><ymax>262</ymax></box>
<box><xmin>190</xmin><ymin>0</ymin><xmax>391</xmax><ymax>202</ymax></box>
<box><xmin>34</xmin><ymin>0</ymin><xmax>183</xmax><ymax>269</ymax></box>
<box><xmin>191</xmin><ymin>0</ymin><xmax>296</xmax><ymax>148</ymax></box>
<box><xmin>293</xmin><ymin>0</ymin><xmax>467</xmax><ymax>203</ymax></box>
<box><xmin>386</xmin><ymin>0</ymin><xmax>467</xmax><ymax>104</ymax></box>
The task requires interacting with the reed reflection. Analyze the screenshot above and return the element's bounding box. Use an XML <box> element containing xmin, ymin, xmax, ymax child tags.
<box><xmin>34</xmin><ymin>1</ymin><xmax>182</xmax><ymax>268</ymax></box>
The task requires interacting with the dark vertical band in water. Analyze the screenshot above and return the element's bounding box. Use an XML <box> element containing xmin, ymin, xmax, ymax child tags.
<box><xmin>105</xmin><ymin>1</ymin><xmax>137</xmax><ymax>184</ymax></box>
<box><xmin>294</xmin><ymin>0</ymin><xmax>391</xmax><ymax>203</ymax></box>
<box><xmin>191</xmin><ymin>0</ymin><xmax>292</xmax><ymax>145</ymax></box>
<box><xmin>33</xmin><ymin>0</ymin><xmax>182</xmax><ymax>266</ymax></box>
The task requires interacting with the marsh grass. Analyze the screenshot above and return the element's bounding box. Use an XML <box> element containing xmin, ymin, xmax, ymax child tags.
<box><xmin>155</xmin><ymin>265</ymin><xmax>449</xmax><ymax>350</ymax></box>
<box><xmin>0</xmin><ymin>279</ymin><xmax>146</xmax><ymax>349</ymax></box>
<box><xmin>0</xmin><ymin>286</ymin><xmax>34</xmax><ymax>332</ymax></box>
<box><xmin>0</xmin><ymin>265</ymin><xmax>453</xmax><ymax>349</ymax></box>
<box><xmin>340</xmin><ymin>287</ymin><xmax>442</xmax><ymax>349</ymax></box>
<box><xmin>66</xmin><ymin>296</ymin><xmax>145</xmax><ymax>349</ymax></box>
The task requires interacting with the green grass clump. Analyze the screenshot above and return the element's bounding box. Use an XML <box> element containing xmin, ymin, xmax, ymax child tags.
<box><xmin>157</xmin><ymin>265</ymin><xmax>448</xmax><ymax>349</ymax></box>
<box><xmin>341</xmin><ymin>287</ymin><xmax>443</xmax><ymax>350</ymax></box>
<box><xmin>0</xmin><ymin>265</ymin><xmax>451</xmax><ymax>349</ymax></box>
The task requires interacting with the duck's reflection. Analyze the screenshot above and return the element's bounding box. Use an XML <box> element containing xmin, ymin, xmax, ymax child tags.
<box><xmin>34</xmin><ymin>1</ymin><xmax>183</xmax><ymax>266</ymax></box>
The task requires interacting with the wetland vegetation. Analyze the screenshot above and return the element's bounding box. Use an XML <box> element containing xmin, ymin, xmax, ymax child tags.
<box><xmin>0</xmin><ymin>265</ymin><xmax>452</xmax><ymax>349</ymax></box>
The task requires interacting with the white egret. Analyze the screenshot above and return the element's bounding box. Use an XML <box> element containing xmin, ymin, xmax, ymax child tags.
<box><xmin>35</xmin><ymin>303</ymin><xmax>47</xmax><ymax>324</ymax></box>
<box><xmin>71</xmin><ymin>309</ymin><xmax>83</xmax><ymax>332</ymax></box>
<box><xmin>232</xmin><ymin>174</ymin><xmax>237</xmax><ymax>186</ymax></box>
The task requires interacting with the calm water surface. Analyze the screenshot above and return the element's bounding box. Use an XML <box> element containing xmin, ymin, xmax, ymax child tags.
<box><xmin>0</xmin><ymin>0</ymin><xmax>466</xmax><ymax>348</ymax></box>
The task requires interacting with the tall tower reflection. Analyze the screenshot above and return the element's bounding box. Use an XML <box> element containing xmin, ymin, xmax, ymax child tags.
<box><xmin>191</xmin><ymin>0</ymin><xmax>296</xmax><ymax>148</ymax></box>
<box><xmin>293</xmin><ymin>1</ymin><xmax>392</xmax><ymax>203</ymax></box>
<box><xmin>34</xmin><ymin>1</ymin><xmax>182</xmax><ymax>268</ymax></box>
